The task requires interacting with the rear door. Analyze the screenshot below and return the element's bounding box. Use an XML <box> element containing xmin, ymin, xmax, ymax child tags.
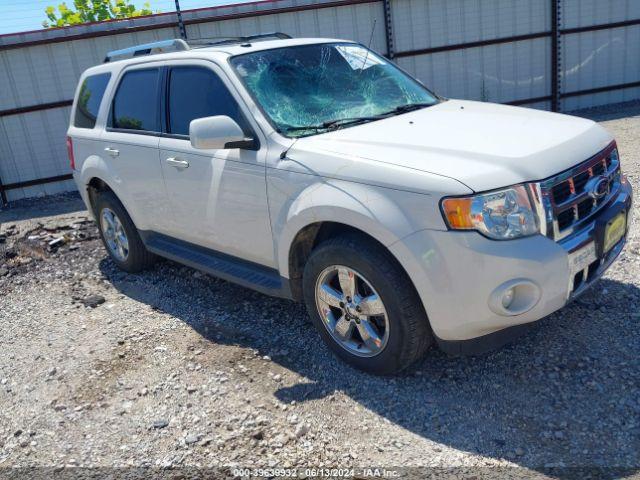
<box><xmin>99</xmin><ymin>66</ymin><xmax>168</xmax><ymax>232</ymax></box>
<box><xmin>158</xmin><ymin>62</ymin><xmax>274</xmax><ymax>267</ymax></box>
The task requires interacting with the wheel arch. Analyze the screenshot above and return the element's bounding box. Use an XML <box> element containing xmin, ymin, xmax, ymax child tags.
<box><xmin>86</xmin><ymin>176</ymin><xmax>147</xmax><ymax>232</ymax></box>
<box><xmin>86</xmin><ymin>177</ymin><xmax>115</xmax><ymax>214</ymax></box>
<box><xmin>77</xmin><ymin>153</ymin><xmax>133</xmax><ymax>218</ymax></box>
<box><xmin>285</xmin><ymin>220</ymin><xmax>419</xmax><ymax>306</ymax></box>
<box><xmin>275</xmin><ymin>179</ymin><xmax>428</xmax><ymax>300</ymax></box>
<box><xmin>79</xmin><ymin>154</ymin><xmax>143</xmax><ymax>229</ymax></box>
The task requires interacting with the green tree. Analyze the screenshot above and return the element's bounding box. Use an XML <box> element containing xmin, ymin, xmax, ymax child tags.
<box><xmin>43</xmin><ymin>0</ymin><xmax>156</xmax><ymax>28</ymax></box>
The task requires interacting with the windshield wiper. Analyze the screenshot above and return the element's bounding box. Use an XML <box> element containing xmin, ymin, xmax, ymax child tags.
<box><xmin>323</xmin><ymin>116</ymin><xmax>381</xmax><ymax>128</ymax></box>
<box><xmin>284</xmin><ymin>116</ymin><xmax>381</xmax><ymax>133</ymax></box>
<box><xmin>378</xmin><ymin>102</ymin><xmax>434</xmax><ymax>117</ymax></box>
<box><xmin>283</xmin><ymin>104</ymin><xmax>433</xmax><ymax>135</ymax></box>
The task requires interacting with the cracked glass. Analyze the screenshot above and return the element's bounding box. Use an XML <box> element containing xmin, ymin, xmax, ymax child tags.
<box><xmin>230</xmin><ymin>42</ymin><xmax>438</xmax><ymax>137</ymax></box>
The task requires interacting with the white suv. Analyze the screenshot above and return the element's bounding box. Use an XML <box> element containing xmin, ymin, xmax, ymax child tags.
<box><xmin>68</xmin><ymin>34</ymin><xmax>633</xmax><ymax>374</ymax></box>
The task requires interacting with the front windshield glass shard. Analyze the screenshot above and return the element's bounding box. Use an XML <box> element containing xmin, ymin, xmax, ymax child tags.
<box><xmin>230</xmin><ymin>42</ymin><xmax>439</xmax><ymax>137</ymax></box>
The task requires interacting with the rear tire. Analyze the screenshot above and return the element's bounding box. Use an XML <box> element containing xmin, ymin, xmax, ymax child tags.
<box><xmin>302</xmin><ymin>233</ymin><xmax>432</xmax><ymax>375</ymax></box>
<box><xmin>94</xmin><ymin>190</ymin><xmax>155</xmax><ymax>273</ymax></box>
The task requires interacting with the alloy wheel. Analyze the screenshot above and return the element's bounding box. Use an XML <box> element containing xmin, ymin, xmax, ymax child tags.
<box><xmin>100</xmin><ymin>207</ymin><xmax>129</xmax><ymax>262</ymax></box>
<box><xmin>314</xmin><ymin>265</ymin><xmax>389</xmax><ymax>357</ymax></box>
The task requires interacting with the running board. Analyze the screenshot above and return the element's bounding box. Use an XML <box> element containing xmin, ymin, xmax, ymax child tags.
<box><xmin>141</xmin><ymin>232</ymin><xmax>292</xmax><ymax>299</ymax></box>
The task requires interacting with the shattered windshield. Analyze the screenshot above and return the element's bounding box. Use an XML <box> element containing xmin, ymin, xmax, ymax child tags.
<box><xmin>230</xmin><ymin>43</ymin><xmax>438</xmax><ymax>137</ymax></box>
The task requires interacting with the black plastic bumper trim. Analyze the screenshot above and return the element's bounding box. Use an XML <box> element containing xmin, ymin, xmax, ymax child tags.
<box><xmin>435</xmin><ymin>322</ymin><xmax>537</xmax><ymax>356</ymax></box>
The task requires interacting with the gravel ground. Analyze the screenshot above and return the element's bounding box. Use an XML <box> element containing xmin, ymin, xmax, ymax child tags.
<box><xmin>0</xmin><ymin>102</ymin><xmax>639</xmax><ymax>478</ymax></box>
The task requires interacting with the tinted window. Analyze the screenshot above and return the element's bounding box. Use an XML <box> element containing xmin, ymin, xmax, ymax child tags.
<box><xmin>111</xmin><ymin>69</ymin><xmax>160</xmax><ymax>132</ymax></box>
<box><xmin>168</xmin><ymin>67</ymin><xmax>249</xmax><ymax>136</ymax></box>
<box><xmin>74</xmin><ymin>73</ymin><xmax>111</xmax><ymax>129</ymax></box>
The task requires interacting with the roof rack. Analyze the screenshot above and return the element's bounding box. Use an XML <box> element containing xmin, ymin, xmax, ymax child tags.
<box><xmin>190</xmin><ymin>32</ymin><xmax>292</xmax><ymax>47</ymax></box>
<box><xmin>103</xmin><ymin>33</ymin><xmax>291</xmax><ymax>63</ymax></box>
<box><xmin>104</xmin><ymin>38</ymin><xmax>189</xmax><ymax>63</ymax></box>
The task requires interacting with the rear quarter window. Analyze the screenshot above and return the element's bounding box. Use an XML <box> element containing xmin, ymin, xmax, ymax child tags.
<box><xmin>74</xmin><ymin>73</ymin><xmax>111</xmax><ymax>129</ymax></box>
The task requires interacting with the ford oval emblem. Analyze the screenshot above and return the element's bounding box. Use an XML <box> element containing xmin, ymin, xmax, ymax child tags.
<box><xmin>586</xmin><ymin>175</ymin><xmax>609</xmax><ymax>199</ymax></box>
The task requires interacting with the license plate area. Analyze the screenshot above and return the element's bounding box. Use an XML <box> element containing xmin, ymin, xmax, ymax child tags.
<box><xmin>603</xmin><ymin>212</ymin><xmax>626</xmax><ymax>254</ymax></box>
<box><xmin>568</xmin><ymin>241</ymin><xmax>597</xmax><ymax>274</ymax></box>
<box><xmin>594</xmin><ymin>203</ymin><xmax>628</xmax><ymax>257</ymax></box>
<box><xmin>567</xmin><ymin>209</ymin><xmax>628</xmax><ymax>297</ymax></box>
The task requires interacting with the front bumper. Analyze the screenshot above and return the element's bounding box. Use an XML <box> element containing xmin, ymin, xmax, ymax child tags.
<box><xmin>389</xmin><ymin>179</ymin><xmax>633</xmax><ymax>353</ymax></box>
<box><xmin>562</xmin><ymin>178</ymin><xmax>632</xmax><ymax>299</ymax></box>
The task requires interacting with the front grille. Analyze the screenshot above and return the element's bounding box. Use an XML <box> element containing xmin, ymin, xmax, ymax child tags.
<box><xmin>552</xmin><ymin>181</ymin><xmax>572</xmax><ymax>204</ymax></box>
<box><xmin>541</xmin><ymin>144</ymin><xmax>621</xmax><ymax>241</ymax></box>
<box><xmin>557</xmin><ymin>209</ymin><xmax>574</xmax><ymax>230</ymax></box>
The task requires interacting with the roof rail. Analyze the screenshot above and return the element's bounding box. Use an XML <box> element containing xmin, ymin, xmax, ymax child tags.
<box><xmin>240</xmin><ymin>32</ymin><xmax>291</xmax><ymax>42</ymax></box>
<box><xmin>188</xmin><ymin>32</ymin><xmax>292</xmax><ymax>47</ymax></box>
<box><xmin>104</xmin><ymin>38</ymin><xmax>189</xmax><ymax>63</ymax></box>
<box><xmin>103</xmin><ymin>33</ymin><xmax>291</xmax><ymax>63</ymax></box>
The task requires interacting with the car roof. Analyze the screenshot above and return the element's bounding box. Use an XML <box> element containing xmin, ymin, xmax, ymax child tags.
<box><xmin>82</xmin><ymin>37</ymin><xmax>353</xmax><ymax>77</ymax></box>
<box><xmin>196</xmin><ymin>37</ymin><xmax>351</xmax><ymax>55</ymax></box>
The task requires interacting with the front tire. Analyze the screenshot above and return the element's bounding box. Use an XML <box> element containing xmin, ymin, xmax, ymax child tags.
<box><xmin>94</xmin><ymin>190</ymin><xmax>155</xmax><ymax>273</ymax></box>
<box><xmin>302</xmin><ymin>234</ymin><xmax>432</xmax><ymax>375</ymax></box>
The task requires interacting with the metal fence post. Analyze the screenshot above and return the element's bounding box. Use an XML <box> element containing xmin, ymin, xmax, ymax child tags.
<box><xmin>0</xmin><ymin>175</ymin><xmax>7</xmax><ymax>206</ymax></box>
<box><xmin>551</xmin><ymin>0</ymin><xmax>561</xmax><ymax>111</ymax></box>
<box><xmin>382</xmin><ymin>0</ymin><xmax>395</xmax><ymax>59</ymax></box>
<box><xmin>175</xmin><ymin>0</ymin><xmax>188</xmax><ymax>40</ymax></box>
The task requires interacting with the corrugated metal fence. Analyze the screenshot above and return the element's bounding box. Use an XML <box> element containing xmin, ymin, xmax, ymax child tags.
<box><xmin>1</xmin><ymin>0</ymin><xmax>639</xmax><ymax>204</ymax></box>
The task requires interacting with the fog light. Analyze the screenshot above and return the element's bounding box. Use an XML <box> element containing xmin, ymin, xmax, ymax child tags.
<box><xmin>488</xmin><ymin>279</ymin><xmax>541</xmax><ymax>316</ymax></box>
<box><xmin>502</xmin><ymin>288</ymin><xmax>515</xmax><ymax>309</ymax></box>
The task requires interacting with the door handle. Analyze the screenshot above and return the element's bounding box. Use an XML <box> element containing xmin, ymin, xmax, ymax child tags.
<box><xmin>104</xmin><ymin>147</ymin><xmax>120</xmax><ymax>157</ymax></box>
<box><xmin>166</xmin><ymin>157</ymin><xmax>189</xmax><ymax>169</ymax></box>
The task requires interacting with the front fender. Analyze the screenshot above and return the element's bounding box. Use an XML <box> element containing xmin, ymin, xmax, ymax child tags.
<box><xmin>274</xmin><ymin>178</ymin><xmax>435</xmax><ymax>279</ymax></box>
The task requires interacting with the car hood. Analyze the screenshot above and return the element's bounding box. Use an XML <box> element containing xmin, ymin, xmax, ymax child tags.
<box><xmin>289</xmin><ymin>99</ymin><xmax>613</xmax><ymax>192</ymax></box>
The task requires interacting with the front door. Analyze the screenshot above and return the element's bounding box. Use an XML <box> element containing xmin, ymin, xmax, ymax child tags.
<box><xmin>159</xmin><ymin>64</ymin><xmax>274</xmax><ymax>268</ymax></box>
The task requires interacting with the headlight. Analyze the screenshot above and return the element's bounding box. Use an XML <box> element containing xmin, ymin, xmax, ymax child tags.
<box><xmin>441</xmin><ymin>185</ymin><xmax>539</xmax><ymax>240</ymax></box>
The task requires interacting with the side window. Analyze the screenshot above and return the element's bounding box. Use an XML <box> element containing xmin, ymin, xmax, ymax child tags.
<box><xmin>74</xmin><ymin>73</ymin><xmax>111</xmax><ymax>129</ymax></box>
<box><xmin>168</xmin><ymin>66</ymin><xmax>250</xmax><ymax>137</ymax></box>
<box><xmin>110</xmin><ymin>68</ymin><xmax>160</xmax><ymax>132</ymax></box>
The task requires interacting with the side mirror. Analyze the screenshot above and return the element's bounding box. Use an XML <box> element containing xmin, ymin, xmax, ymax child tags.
<box><xmin>189</xmin><ymin>115</ymin><xmax>255</xmax><ymax>150</ymax></box>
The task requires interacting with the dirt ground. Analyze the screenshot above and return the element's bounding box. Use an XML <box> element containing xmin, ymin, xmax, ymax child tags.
<box><xmin>1</xmin><ymin>102</ymin><xmax>639</xmax><ymax>478</ymax></box>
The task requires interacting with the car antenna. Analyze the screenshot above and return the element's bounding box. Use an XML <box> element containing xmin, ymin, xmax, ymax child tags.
<box><xmin>280</xmin><ymin>137</ymin><xmax>300</xmax><ymax>160</ymax></box>
<box><xmin>360</xmin><ymin>19</ymin><xmax>376</xmax><ymax>72</ymax></box>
